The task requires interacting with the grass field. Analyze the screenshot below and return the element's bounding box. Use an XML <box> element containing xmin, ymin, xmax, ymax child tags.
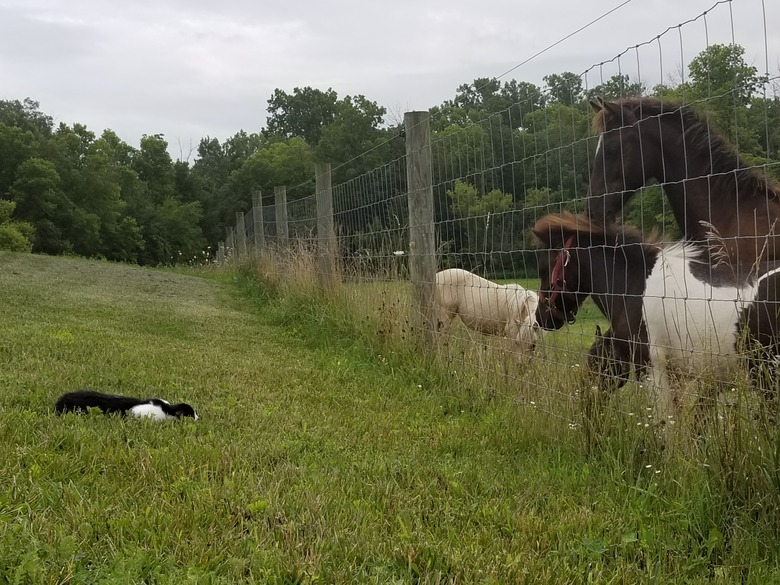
<box><xmin>3</xmin><ymin>251</ymin><xmax>780</xmax><ymax>583</ymax></box>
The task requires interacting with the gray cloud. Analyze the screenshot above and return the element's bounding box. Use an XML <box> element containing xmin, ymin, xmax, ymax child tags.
<box><xmin>1</xmin><ymin>0</ymin><xmax>777</xmax><ymax>158</ymax></box>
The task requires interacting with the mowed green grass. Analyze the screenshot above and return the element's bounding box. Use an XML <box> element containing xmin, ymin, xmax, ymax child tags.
<box><xmin>2</xmin><ymin>252</ymin><xmax>780</xmax><ymax>583</ymax></box>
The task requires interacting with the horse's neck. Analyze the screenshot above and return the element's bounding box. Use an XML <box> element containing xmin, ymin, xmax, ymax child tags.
<box><xmin>662</xmin><ymin>175</ymin><xmax>780</xmax><ymax>270</ymax></box>
<box><xmin>658</xmin><ymin>135</ymin><xmax>717</xmax><ymax>222</ymax></box>
<box><xmin>590</xmin><ymin>246</ymin><xmax>655</xmax><ymax>331</ymax></box>
<box><xmin>655</xmin><ymin>125</ymin><xmax>780</xmax><ymax>264</ymax></box>
<box><xmin>656</xmin><ymin>116</ymin><xmax>732</xmax><ymax>181</ymax></box>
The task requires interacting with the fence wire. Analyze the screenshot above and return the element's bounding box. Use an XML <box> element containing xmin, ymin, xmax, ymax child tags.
<box><xmin>220</xmin><ymin>0</ymin><xmax>780</xmax><ymax>444</ymax></box>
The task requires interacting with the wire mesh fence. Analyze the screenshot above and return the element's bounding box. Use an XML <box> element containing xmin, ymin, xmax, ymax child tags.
<box><xmin>217</xmin><ymin>0</ymin><xmax>780</xmax><ymax>449</ymax></box>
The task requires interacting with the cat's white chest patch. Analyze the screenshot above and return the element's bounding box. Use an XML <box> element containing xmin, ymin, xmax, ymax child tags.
<box><xmin>130</xmin><ymin>403</ymin><xmax>174</xmax><ymax>420</ymax></box>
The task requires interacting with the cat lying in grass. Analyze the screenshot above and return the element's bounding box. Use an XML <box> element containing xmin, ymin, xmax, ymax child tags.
<box><xmin>55</xmin><ymin>390</ymin><xmax>198</xmax><ymax>420</ymax></box>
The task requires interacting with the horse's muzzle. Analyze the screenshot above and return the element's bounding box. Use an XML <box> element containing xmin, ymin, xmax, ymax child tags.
<box><xmin>536</xmin><ymin>295</ymin><xmax>576</xmax><ymax>330</ymax></box>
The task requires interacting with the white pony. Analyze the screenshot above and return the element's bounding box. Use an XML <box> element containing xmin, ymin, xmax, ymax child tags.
<box><xmin>434</xmin><ymin>268</ymin><xmax>541</xmax><ymax>362</ymax></box>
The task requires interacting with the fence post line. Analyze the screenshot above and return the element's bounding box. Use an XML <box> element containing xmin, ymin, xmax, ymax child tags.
<box><xmin>217</xmin><ymin>241</ymin><xmax>225</xmax><ymax>264</ymax></box>
<box><xmin>274</xmin><ymin>186</ymin><xmax>289</xmax><ymax>250</ymax></box>
<box><xmin>315</xmin><ymin>163</ymin><xmax>337</xmax><ymax>291</ymax></box>
<box><xmin>404</xmin><ymin>110</ymin><xmax>437</xmax><ymax>350</ymax></box>
<box><xmin>252</xmin><ymin>190</ymin><xmax>265</xmax><ymax>252</ymax></box>
<box><xmin>235</xmin><ymin>211</ymin><xmax>247</xmax><ymax>259</ymax></box>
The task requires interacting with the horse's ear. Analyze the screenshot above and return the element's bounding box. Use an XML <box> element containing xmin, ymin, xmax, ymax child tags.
<box><xmin>514</xmin><ymin>296</ymin><xmax>532</xmax><ymax>324</ymax></box>
<box><xmin>531</xmin><ymin>225</ymin><xmax>560</xmax><ymax>248</ymax></box>
<box><xmin>530</xmin><ymin>226</ymin><xmax>547</xmax><ymax>244</ymax></box>
<box><xmin>602</xmin><ymin>100</ymin><xmax>637</xmax><ymax>125</ymax></box>
<box><xmin>531</xmin><ymin>223</ymin><xmax>569</xmax><ymax>249</ymax></box>
<box><xmin>589</xmin><ymin>97</ymin><xmax>604</xmax><ymax>112</ymax></box>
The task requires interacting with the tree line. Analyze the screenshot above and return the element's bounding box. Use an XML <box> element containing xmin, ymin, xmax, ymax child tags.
<box><xmin>0</xmin><ymin>44</ymin><xmax>777</xmax><ymax>271</ymax></box>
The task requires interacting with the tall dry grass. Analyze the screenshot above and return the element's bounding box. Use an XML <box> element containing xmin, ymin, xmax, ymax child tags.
<box><xmin>238</xmin><ymin>240</ymin><xmax>780</xmax><ymax>510</ymax></box>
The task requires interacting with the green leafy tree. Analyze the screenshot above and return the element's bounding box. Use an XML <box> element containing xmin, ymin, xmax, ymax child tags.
<box><xmin>8</xmin><ymin>157</ymin><xmax>74</xmax><ymax>254</ymax></box>
<box><xmin>174</xmin><ymin>160</ymin><xmax>199</xmax><ymax>203</ymax></box>
<box><xmin>451</xmin><ymin>78</ymin><xmax>502</xmax><ymax>113</ymax></box>
<box><xmin>522</xmin><ymin>186</ymin><xmax>561</xmax><ymax>225</ymax></box>
<box><xmin>191</xmin><ymin>132</ymin><xmax>267</xmax><ymax>247</ymax></box>
<box><xmin>43</xmin><ymin>123</ymin><xmax>148</xmax><ymax>260</ymax></box>
<box><xmin>46</xmin><ymin>124</ymin><xmax>109</xmax><ymax>256</ymax></box>
<box><xmin>0</xmin><ymin>199</ymin><xmax>34</xmax><ymax>251</ymax></box>
<box><xmin>192</xmin><ymin>137</ymin><xmax>231</xmax><ymax>188</ymax></box>
<box><xmin>543</xmin><ymin>72</ymin><xmax>583</xmax><ymax>106</ymax></box>
<box><xmin>266</xmin><ymin>87</ymin><xmax>340</xmax><ymax>145</ymax></box>
<box><xmin>521</xmin><ymin>187</ymin><xmax>562</xmax><ymax>260</ymax></box>
<box><xmin>653</xmin><ymin>44</ymin><xmax>763</xmax><ymax>151</ymax></box>
<box><xmin>120</xmin><ymin>133</ymin><xmax>209</xmax><ymax>264</ymax></box>
<box><xmin>586</xmin><ymin>74</ymin><xmax>645</xmax><ymax>100</ymax></box>
<box><xmin>155</xmin><ymin>198</ymin><xmax>206</xmax><ymax>264</ymax></box>
<box><xmin>448</xmin><ymin>179</ymin><xmax>512</xmax><ymax>217</ymax></box>
<box><xmin>191</xmin><ymin>136</ymin><xmax>233</xmax><ymax>245</ymax></box>
<box><xmin>0</xmin><ymin>98</ymin><xmax>53</xmax><ymax>139</ymax></box>
<box><xmin>223</xmin><ymin>130</ymin><xmax>265</xmax><ymax>166</ymax></box>
<box><xmin>687</xmin><ymin>44</ymin><xmax>761</xmax><ymax>108</ymax></box>
<box><xmin>746</xmin><ymin>94</ymin><xmax>780</xmax><ymax>165</ymax></box>
<box><xmin>433</xmin><ymin>123</ymin><xmax>497</xmax><ymax>193</ymax></box>
<box><xmin>518</xmin><ymin>103</ymin><xmax>591</xmax><ymax>202</ymax></box>
<box><xmin>315</xmin><ymin>94</ymin><xmax>388</xmax><ymax>182</ymax></box>
<box><xmin>83</xmin><ymin>144</ymin><xmax>148</xmax><ymax>263</ymax></box>
<box><xmin>98</xmin><ymin>129</ymin><xmax>135</xmax><ymax>166</ymax></box>
<box><xmin>103</xmin><ymin>216</ymin><xmax>145</xmax><ymax>263</ymax></box>
<box><xmin>624</xmin><ymin>185</ymin><xmax>679</xmax><ymax>238</ymax></box>
<box><xmin>0</xmin><ymin>124</ymin><xmax>37</xmax><ymax>197</ymax></box>
<box><xmin>445</xmin><ymin>179</ymin><xmax>515</xmax><ymax>272</ymax></box>
<box><xmin>686</xmin><ymin>44</ymin><xmax>763</xmax><ymax>150</ymax></box>
<box><xmin>227</xmin><ymin>137</ymin><xmax>314</xmax><ymax>212</ymax></box>
<box><xmin>132</xmin><ymin>134</ymin><xmax>176</xmax><ymax>204</ymax></box>
<box><xmin>431</xmin><ymin>78</ymin><xmax>545</xmax><ymax>131</ymax></box>
<box><xmin>500</xmin><ymin>80</ymin><xmax>546</xmax><ymax>127</ymax></box>
<box><xmin>266</xmin><ymin>88</ymin><xmax>389</xmax><ymax>183</ymax></box>
<box><xmin>430</xmin><ymin>78</ymin><xmax>548</xmax><ymax>233</ymax></box>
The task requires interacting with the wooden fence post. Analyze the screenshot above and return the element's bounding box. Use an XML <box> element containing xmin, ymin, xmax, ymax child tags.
<box><xmin>252</xmin><ymin>190</ymin><xmax>265</xmax><ymax>252</ymax></box>
<box><xmin>405</xmin><ymin>110</ymin><xmax>437</xmax><ymax>349</ymax></box>
<box><xmin>226</xmin><ymin>227</ymin><xmax>235</xmax><ymax>261</ymax></box>
<box><xmin>274</xmin><ymin>186</ymin><xmax>289</xmax><ymax>249</ymax></box>
<box><xmin>235</xmin><ymin>211</ymin><xmax>247</xmax><ymax>259</ymax></box>
<box><xmin>217</xmin><ymin>241</ymin><xmax>225</xmax><ymax>264</ymax></box>
<box><xmin>316</xmin><ymin>163</ymin><xmax>337</xmax><ymax>290</ymax></box>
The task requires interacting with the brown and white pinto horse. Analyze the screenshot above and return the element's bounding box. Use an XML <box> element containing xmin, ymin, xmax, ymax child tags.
<box><xmin>534</xmin><ymin>212</ymin><xmax>780</xmax><ymax>422</ymax></box>
<box><xmin>585</xmin><ymin>97</ymin><xmax>780</xmax><ymax>274</ymax></box>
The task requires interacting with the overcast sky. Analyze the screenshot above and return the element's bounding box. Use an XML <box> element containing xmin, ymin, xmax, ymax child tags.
<box><xmin>1</xmin><ymin>0</ymin><xmax>777</xmax><ymax>160</ymax></box>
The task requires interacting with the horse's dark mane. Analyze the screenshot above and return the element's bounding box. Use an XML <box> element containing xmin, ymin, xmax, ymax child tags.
<box><xmin>591</xmin><ymin>97</ymin><xmax>679</xmax><ymax>134</ymax></box>
<box><xmin>593</xmin><ymin>97</ymin><xmax>780</xmax><ymax>203</ymax></box>
<box><xmin>531</xmin><ymin>211</ymin><xmax>655</xmax><ymax>248</ymax></box>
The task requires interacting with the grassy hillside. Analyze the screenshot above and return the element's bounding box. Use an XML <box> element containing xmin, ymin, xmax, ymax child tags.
<box><xmin>1</xmin><ymin>252</ymin><xmax>780</xmax><ymax>583</ymax></box>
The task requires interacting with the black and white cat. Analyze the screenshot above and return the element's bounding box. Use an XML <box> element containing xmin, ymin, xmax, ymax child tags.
<box><xmin>55</xmin><ymin>390</ymin><xmax>198</xmax><ymax>421</ymax></box>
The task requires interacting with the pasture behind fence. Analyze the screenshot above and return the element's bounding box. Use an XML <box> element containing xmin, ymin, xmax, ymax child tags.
<box><xmin>215</xmin><ymin>0</ymin><xmax>780</xmax><ymax>451</ymax></box>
